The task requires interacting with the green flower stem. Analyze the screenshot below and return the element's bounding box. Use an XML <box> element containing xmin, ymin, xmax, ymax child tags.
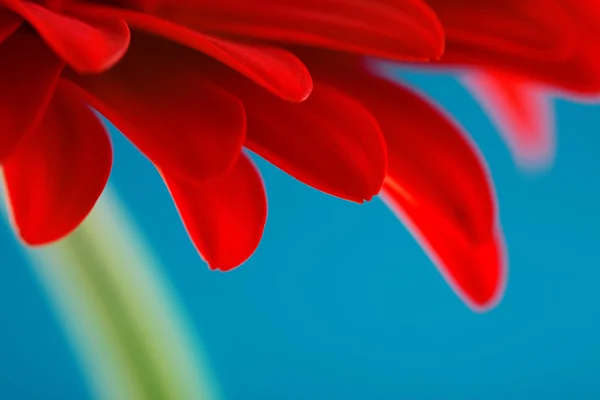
<box><xmin>2</xmin><ymin>186</ymin><xmax>222</xmax><ymax>400</ymax></box>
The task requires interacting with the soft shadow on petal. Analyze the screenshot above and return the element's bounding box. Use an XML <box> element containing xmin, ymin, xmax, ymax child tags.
<box><xmin>210</xmin><ymin>67</ymin><xmax>387</xmax><ymax>203</ymax></box>
<box><xmin>3</xmin><ymin>80</ymin><xmax>112</xmax><ymax>245</ymax></box>
<box><xmin>0</xmin><ymin>32</ymin><xmax>63</xmax><ymax>162</ymax></box>
<box><xmin>0</xmin><ymin>9</ymin><xmax>21</xmax><ymax>43</ymax></box>
<box><xmin>3</xmin><ymin>0</ymin><xmax>130</xmax><ymax>73</ymax></box>
<box><xmin>69</xmin><ymin>39</ymin><xmax>247</xmax><ymax>183</ymax></box>
<box><xmin>68</xmin><ymin>4</ymin><xmax>313</xmax><ymax>102</ymax></box>
<box><xmin>141</xmin><ymin>0</ymin><xmax>444</xmax><ymax>61</ymax></box>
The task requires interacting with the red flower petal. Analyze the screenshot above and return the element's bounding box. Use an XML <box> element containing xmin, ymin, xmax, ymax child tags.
<box><xmin>0</xmin><ymin>32</ymin><xmax>63</xmax><ymax>162</ymax></box>
<box><xmin>2</xmin><ymin>80</ymin><xmax>112</xmax><ymax>245</ymax></box>
<box><xmin>162</xmin><ymin>153</ymin><xmax>267</xmax><ymax>271</ymax></box>
<box><xmin>3</xmin><ymin>0</ymin><xmax>130</xmax><ymax>73</ymax></box>
<box><xmin>429</xmin><ymin>0</ymin><xmax>575</xmax><ymax>63</ymax></box>
<box><xmin>211</xmin><ymin>68</ymin><xmax>387</xmax><ymax>202</ymax></box>
<box><xmin>143</xmin><ymin>0</ymin><xmax>444</xmax><ymax>61</ymax></box>
<box><xmin>382</xmin><ymin>90</ymin><xmax>505</xmax><ymax>310</ymax></box>
<box><xmin>317</xmin><ymin>61</ymin><xmax>505</xmax><ymax>309</ymax></box>
<box><xmin>69</xmin><ymin>40</ymin><xmax>246</xmax><ymax>182</ymax></box>
<box><xmin>68</xmin><ymin>4</ymin><xmax>312</xmax><ymax>102</ymax></box>
<box><xmin>0</xmin><ymin>9</ymin><xmax>20</xmax><ymax>44</ymax></box>
<box><xmin>463</xmin><ymin>71</ymin><xmax>555</xmax><ymax>169</ymax></box>
<box><xmin>431</xmin><ymin>0</ymin><xmax>600</xmax><ymax>93</ymax></box>
<box><xmin>563</xmin><ymin>1</ymin><xmax>600</xmax><ymax>34</ymax></box>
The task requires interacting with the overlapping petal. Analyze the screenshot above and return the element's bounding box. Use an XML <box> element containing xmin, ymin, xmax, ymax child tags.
<box><xmin>430</xmin><ymin>0</ymin><xmax>600</xmax><ymax>93</ymax></box>
<box><xmin>0</xmin><ymin>32</ymin><xmax>63</xmax><ymax>162</ymax></box>
<box><xmin>310</xmin><ymin>57</ymin><xmax>504</xmax><ymax>308</ymax></box>
<box><xmin>69</xmin><ymin>39</ymin><xmax>246</xmax><ymax>182</ymax></box>
<box><xmin>428</xmin><ymin>0</ymin><xmax>575</xmax><ymax>62</ymax></box>
<box><xmin>163</xmin><ymin>153</ymin><xmax>267</xmax><ymax>271</ymax></box>
<box><xmin>2</xmin><ymin>0</ymin><xmax>130</xmax><ymax>73</ymax></box>
<box><xmin>212</xmin><ymin>69</ymin><xmax>387</xmax><ymax>202</ymax></box>
<box><xmin>67</xmin><ymin>3</ymin><xmax>313</xmax><ymax>101</ymax></box>
<box><xmin>2</xmin><ymin>80</ymin><xmax>112</xmax><ymax>245</ymax></box>
<box><xmin>131</xmin><ymin>0</ymin><xmax>444</xmax><ymax>61</ymax></box>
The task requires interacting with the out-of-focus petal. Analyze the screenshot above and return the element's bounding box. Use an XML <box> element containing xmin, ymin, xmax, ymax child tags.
<box><xmin>139</xmin><ymin>0</ymin><xmax>444</xmax><ymax>61</ymax></box>
<box><xmin>0</xmin><ymin>32</ymin><xmax>63</xmax><ymax>162</ymax></box>
<box><xmin>162</xmin><ymin>153</ymin><xmax>267</xmax><ymax>271</ymax></box>
<box><xmin>562</xmin><ymin>1</ymin><xmax>600</xmax><ymax>34</ymax></box>
<box><xmin>463</xmin><ymin>70</ymin><xmax>555</xmax><ymax>169</ymax></box>
<box><xmin>68</xmin><ymin>4</ymin><xmax>312</xmax><ymax>101</ymax></box>
<box><xmin>2</xmin><ymin>80</ymin><xmax>112</xmax><ymax>245</ymax></box>
<box><xmin>3</xmin><ymin>0</ymin><xmax>130</xmax><ymax>73</ymax></box>
<box><xmin>69</xmin><ymin>39</ymin><xmax>246</xmax><ymax>182</ymax></box>
<box><xmin>211</xmin><ymin>66</ymin><xmax>387</xmax><ymax>202</ymax></box>
<box><xmin>430</xmin><ymin>0</ymin><xmax>600</xmax><ymax>93</ymax></box>
<box><xmin>314</xmin><ymin>58</ymin><xmax>505</xmax><ymax>309</ymax></box>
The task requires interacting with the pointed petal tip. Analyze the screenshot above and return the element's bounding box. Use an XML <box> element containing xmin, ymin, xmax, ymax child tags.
<box><xmin>454</xmin><ymin>232</ymin><xmax>508</xmax><ymax>313</ymax></box>
<box><xmin>163</xmin><ymin>153</ymin><xmax>267</xmax><ymax>273</ymax></box>
<box><xmin>382</xmin><ymin>186</ymin><xmax>508</xmax><ymax>313</ymax></box>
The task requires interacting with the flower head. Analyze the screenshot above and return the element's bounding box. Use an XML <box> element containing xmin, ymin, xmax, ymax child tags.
<box><xmin>3</xmin><ymin>0</ymin><xmax>594</xmax><ymax>311</ymax></box>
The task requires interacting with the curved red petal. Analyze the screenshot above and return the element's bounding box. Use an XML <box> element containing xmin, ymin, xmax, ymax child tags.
<box><xmin>140</xmin><ymin>0</ymin><xmax>444</xmax><ymax>61</ymax></box>
<box><xmin>381</xmin><ymin>187</ymin><xmax>506</xmax><ymax>310</ymax></box>
<box><xmin>463</xmin><ymin>71</ymin><xmax>555</xmax><ymax>169</ymax></box>
<box><xmin>162</xmin><ymin>153</ymin><xmax>267</xmax><ymax>271</ymax></box>
<box><xmin>0</xmin><ymin>9</ymin><xmax>20</xmax><ymax>44</ymax></box>
<box><xmin>68</xmin><ymin>4</ymin><xmax>312</xmax><ymax>102</ymax></box>
<box><xmin>316</xmin><ymin>60</ymin><xmax>505</xmax><ymax>309</ymax></box>
<box><xmin>210</xmin><ymin>68</ymin><xmax>387</xmax><ymax>202</ymax></box>
<box><xmin>2</xmin><ymin>80</ymin><xmax>112</xmax><ymax>245</ymax></box>
<box><xmin>3</xmin><ymin>0</ymin><xmax>130</xmax><ymax>73</ymax></box>
<box><xmin>381</xmin><ymin>88</ymin><xmax>505</xmax><ymax>309</ymax></box>
<box><xmin>0</xmin><ymin>32</ymin><xmax>63</xmax><ymax>162</ymax></box>
<box><xmin>68</xmin><ymin>40</ymin><xmax>246</xmax><ymax>182</ymax></box>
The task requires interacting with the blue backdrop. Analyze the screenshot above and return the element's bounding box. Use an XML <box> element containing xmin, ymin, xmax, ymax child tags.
<box><xmin>1</xmin><ymin>71</ymin><xmax>599</xmax><ymax>399</ymax></box>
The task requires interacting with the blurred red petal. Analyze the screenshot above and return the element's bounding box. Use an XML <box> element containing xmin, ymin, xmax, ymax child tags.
<box><xmin>69</xmin><ymin>3</ymin><xmax>312</xmax><ymax>101</ymax></box>
<box><xmin>163</xmin><ymin>153</ymin><xmax>267</xmax><ymax>271</ymax></box>
<box><xmin>214</xmin><ymin>69</ymin><xmax>387</xmax><ymax>202</ymax></box>
<box><xmin>141</xmin><ymin>0</ymin><xmax>444</xmax><ymax>61</ymax></box>
<box><xmin>69</xmin><ymin>40</ymin><xmax>246</xmax><ymax>182</ymax></box>
<box><xmin>3</xmin><ymin>80</ymin><xmax>112</xmax><ymax>245</ymax></box>
<box><xmin>0</xmin><ymin>32</ymin><xmax>63</xmax><ymax>162</ymax></box>
<box><xmin>315</xmin><ymin>60</ymin><xmax>505</xmax><ymax>308</ymax></box>
<box><xmin>3</xmin><ymin>0</ymin><xmax>130</xmax><ymax>73</ymax></box>
<box><xmin>431</xmin><ymin>0</ymin><xmax>600</xmax><ymax>93</ymax></box>
<box><xmin>463</xmin><ymin>71</ymin><xmax>555</xmax><ymax>169</ymax></box>
<box><xmin>562</xmin><ymin>1</ymin><xmax>600</xmax><ymax>34</ymax></box>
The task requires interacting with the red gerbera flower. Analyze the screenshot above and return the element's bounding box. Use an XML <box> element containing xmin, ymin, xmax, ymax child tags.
<box><xmin>1</xmin><ymin>0</ymin><xmax>512</xmax><ymax>310</ymax></box>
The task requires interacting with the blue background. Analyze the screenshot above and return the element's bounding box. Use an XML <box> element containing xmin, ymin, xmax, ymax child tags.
<box><xmin>1</xmin><ymin>71</ymin><xmax>599</xmax><ymax>399</ymax></box>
